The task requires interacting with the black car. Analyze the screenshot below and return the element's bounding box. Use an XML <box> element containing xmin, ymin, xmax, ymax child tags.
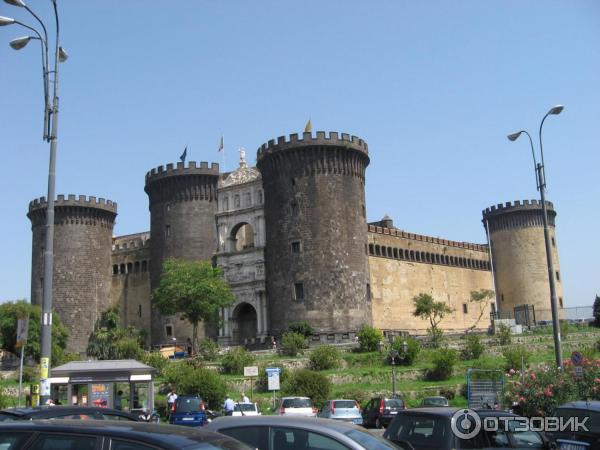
<box><xmin>0</xmin><ymin>420</ymin><xmax>251</xmax><ymax>450</ymax></box>
<box><xmin>383</xmin><ymin>407</ymin><xmax>553</xmax><ymax>450</ymax></box>
<box><xmin>0</xmin><ymin>405</ymin><xmax>141</xmax><ymax>422</ymax></box>
<box><xmin>546</xmin><ymin>401</ymin><xmax>600</xmax><ymax>450</ymax></box>
<box><xmin>362</xmin><ymin>396</ymin><xmax>407</xmax><ymax>429</ymax></box>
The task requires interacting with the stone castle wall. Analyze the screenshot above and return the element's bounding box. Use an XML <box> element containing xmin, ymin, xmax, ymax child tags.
<box><xmin>257</xmin><ymin>132</ymin><xmax>372</xmax><ymax>335</ymax></box>
<box><xmin>483</xmin><ymin>200</ymin><xmax>563</xmax><ymax>322</ymax></box>
<box><xmin>368</xmin><ymin>227</ymin><xmax>494</xmax><ymax>332</ymax></box>
<box><xmin>145</xmin><ymin>161</ymin><xmax>221</xmax><ymax>345</ymax></box>
<box><xmin>28</xmin><ymin>195</ymin><xmax>117</xmax><ymax>353</ymax></box>
<box><xmin>110</xmin><ymin>233</ymin><xmax>152</xmax><ymax>342</ymax></box>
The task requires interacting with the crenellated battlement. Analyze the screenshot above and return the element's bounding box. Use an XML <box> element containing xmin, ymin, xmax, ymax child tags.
<box><xmin>145</xmin><ymin>161</ymin><xmax>220</xmax><ymax>184</ymax></box>
<box><xmin>256</xmin><ymin>131</ymin><xmax>369</xmax><ymax>159</ymax></box>
<box><xmin>28</xmin><ymin>194</ymin><xmax>117</xmax><ymax>214</ymax></box>
<box><xmin>482</xmin><ymin>199</ymin><xmax>554</xmax><ymax>218</ymax></box>
<box><xmin>367</xmin><ymin>225</ymin><xmax>488</xmax><ymax>252</ymax></box>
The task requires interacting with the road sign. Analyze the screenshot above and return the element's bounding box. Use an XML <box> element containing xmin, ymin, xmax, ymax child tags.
<box><xmin>574</xmin><ymin>366</ymin><xmax>584</xmax><ymax>379</ymax></box>
<box><xmin>571</xmin><ymin>351</ymin><xmax>584</xmax><ymax>366</ymax></box>
<box><xmin>244</xmin><ymin>366</ymin><xmax>259</xmax><ymax>377</ymax></box>
<box><xmin>266</xmin><ymin>367</ymin><xmax>281</xmax><ymax>391</ymax></box>
<box><xmin>16</xmin><ymin>317</ymin><xmax>29</xmax><ymax>349</ymax></box>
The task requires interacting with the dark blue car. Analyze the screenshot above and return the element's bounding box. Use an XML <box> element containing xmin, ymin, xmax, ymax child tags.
<box><xmin>169</xmin><ymin>395</ymin><xmax>207</xmax><ymax>427</ymax></box>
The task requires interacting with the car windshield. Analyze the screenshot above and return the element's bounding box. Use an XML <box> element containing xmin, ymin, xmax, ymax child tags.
<box><xmin>176</xmin><ymin>398</ymin><xmax>201</xmax><ymax>413</ymax></box>
<box><xmin>345</xmin><ymin>430</ymin><xmax>400</xmax><ymax>449</ymax></box>
<box><xmin>333</xmin><ymin>401</ymin><xmax>357</xmax><ymax>409</ymax></box>
<box><xmin>234</xmin><ymin>403</ymin><xmax>256</xmax><ymax>412</ymax></box>
<box><xmin>282</xmin><ymin>398</ymin><xmax>312</xmax><ymax>408</ymax></box>
<box><xmin>385</xmin><ymin>414</ymin><xmax>452</xmax><ymax>450</ymax></box>
<box><xmin>385</xmin><ymin>399</ymin><xmax>404</xmax><ymax>408</ymax></box>
<box><xmin>423</xmin><ymin>398</ymin><xmax>446</xmax><ymax>406</ymax></box>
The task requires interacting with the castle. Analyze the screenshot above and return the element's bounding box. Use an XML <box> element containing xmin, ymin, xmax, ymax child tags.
<box><xmin>27</xmin><ymin>131</ymin><xmax>564</xmax><ymax>353</ymax></box>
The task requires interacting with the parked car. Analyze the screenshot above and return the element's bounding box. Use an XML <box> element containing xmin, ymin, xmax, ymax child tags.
<box><xmin>0</xmin><ymin>405</ymin><xmax>140</xmax><ymax>422</ymax></box>
<box><xmin>277</xmin><ymin>396</ymin><xmax>318</xmax><ymax>417</ymax></box>
<box><xmin>206</xmin><ymin>415</ymin><xmax>401</xmax><ymax>449</ymax></box>
<box><xmin>232</xmin><ymin>402</ymin><xmax>261</xmax><ymax>416</ymax></box>
<box><xmin>169</xmin><ymin>395</ymin><xmax>208</xmax><ymax>427</ymax></box>
<box><xmin>362</xmin><ymin>396</ymin><xmax>406</xmax><ymax>429</ymax></box>
<box><xmin>383</xmin><ymin>407</ymin><xmax>553</xmax><ymax>450</ymax></box>
<box><xmin>0</xmin><ymin>420</ymin><xmax>251</xmax><ymax>450</ymax></box>
<box><xmin>420</xmin><ymin>396</ymin><xmax>449</xmax><ymax>407</ymax></box>
<box><xmin>546</xmin><ymin>400</ymin><xmax>600</xmax><ymax>450</ymax></box>
<box><xmin>318</xmin><ymin>399</ymin><xmax>363</xmax><ymax>425</ymax></box>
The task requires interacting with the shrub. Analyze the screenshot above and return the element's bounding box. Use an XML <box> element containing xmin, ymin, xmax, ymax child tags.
<box><xmin>427</xmin><ymin>348</ymin><xmax>458</xmax><ymax>381</ymax></box>
<box><xmin>309</xmin><ymin>345</ymin><xmax>341</xmax><ymax>371</ymax></box>
<box><xmin>427</xmin><ymin>327</ymin><xmax>444</xmax><ymax>349</ymax></box>
<box><xmin>342</xmin><ymin>351</ymin><xmax>384</xmax><ymax>367</ymax></box>
<box><xmin>595</xmin><ymin>338</ymin><xmax>600</xmax><ymax>353</ymax></box>
<box><xmin>357</xmin><ymin>325</ymin><xmax>383</xmax><ymax>352</ymax></box>
<box><xmin>288</xmin><ymin>321</ymin><xmax>314</xmax><ymax>337</ymax></box>
<box><xmin>281</xmin><ymin>332</ymin><xmax>307</xmax><ymax>357</ymax></box>
<box><xmin>0</xmin><ymin>386</ymin><xmax>11</xmax><ymax>409</ymax></box>
<box><xmin>220</xmin><ymin>347</ymin><xmax>255</xmax><ymax>375</ymax></box>
<box><xmin>461</xmin><ymin>334</ymin><xmax>484</xmax><ymax>360</ymax></box>
<box><xmin>391</xmin><ymin>336</ymin><xmax>420</xmax><ymax>366</ymax></box>
<box><xmin>163</xmin><ymin>363</ymin><xmax>226</xmax><ymax>409</ymax></box>
<box><xmin>256</xmin><ymin>363</ymin><xmax>288</xmax><ymax>393</ymax></box>
<box><xmin>141</xmin><ymin>352</ymin><xmax>168</xmax><ymax>376</ymax></box>
<box><xmin>196</xmin><ymin>338</ymin><xmax>219</xmax><ymax>361</ymax></box>
<box><xmin>438</xmin><ymin>387</ymin><xmax>456</xmax><ymax>401</ymax></box>
<box><xmin>282</xmin><ymin>369</ymin><xmax>331</xmax><ymax>408</ymax></box>
<box><xmin>495</xmin><ymin>324</ymin><xmax>512</xmax><ymax>346</ymax></box>
<box><xmin>559</xmin><ymin>321</ymin><xmax>570</xmax><ymax>340</ymax></box>
<box><xmin>22</xmin><ymin>366</ymin><xmax>39</xmax><ymax>383</ymax></box>
<box><xmin>502</xmin><ymin>345</ymin><xmax>531</xmax><ymax>372</ymax></box>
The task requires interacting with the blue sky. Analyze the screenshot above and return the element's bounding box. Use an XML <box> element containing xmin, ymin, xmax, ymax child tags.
<box><xmin>1</xmin><ymin>1</ymin><xmax>598</xmax><ymax>307</ymax></box>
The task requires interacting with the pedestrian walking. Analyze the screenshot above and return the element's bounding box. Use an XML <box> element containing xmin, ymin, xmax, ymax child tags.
<box><xmin>223</xmin><ymin>395</ymin><xmax>235</xmax><ymax>416</ymax></box>
<box><xmin>167</xmin><ymin>390</ymin><xmax>178</xmax><ymax>413</ymax></box>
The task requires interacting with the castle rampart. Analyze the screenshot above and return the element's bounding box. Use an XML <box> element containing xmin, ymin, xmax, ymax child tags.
<box><xmin>257</xmin><ymin>131</ymin><xmax>371</xmax><ymax>335</ymax></box>
<box><xmin>27</xmin><ymin>195</ymin><xmax>117</xmax><ymax>353</ymax></box>
<box><xmin>145</xmin><ymin>161</ymin><xmax>221</xmax><ymax>345</ymax></box>
<box><xmin>482</xmin><ymin>199</ymin><xmax>563</xmax><ymax>321</ymax></box>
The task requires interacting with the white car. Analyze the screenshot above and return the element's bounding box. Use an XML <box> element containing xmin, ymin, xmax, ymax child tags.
<box><xmin>277</xmin><ymin>397</ymin><xmax>317</xmax><ymax>417</ymax></box>
<box><xmin>232</xmin><ymin>402</ymin><xmax>261</xmax><ymax>416</ymax></box>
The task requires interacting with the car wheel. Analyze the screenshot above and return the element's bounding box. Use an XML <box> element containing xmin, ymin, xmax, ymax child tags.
<box><xmin>375</xmin><ymin>417</ymin><xmax>383</xmax><ymax>429</ymax></box>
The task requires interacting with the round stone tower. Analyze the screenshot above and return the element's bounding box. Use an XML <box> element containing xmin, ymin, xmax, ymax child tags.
<box><xmin>144</xmin><ymin>161</ymin><xmax>220</xmax><ymax>345</ymax></box>
<box><xmin>28</xmin><ymin>194</ymin><xmax>117</xmax><ymax>353</ymax></box>
<box><xmin>482</xmin><ymin>199</ymin><xmax>564</xmax><ymax>322</ymax></box>
<box><xmin>256</xmin><ymin>131</ymin><xmax>372</xmax><ymax>335</ymax></box>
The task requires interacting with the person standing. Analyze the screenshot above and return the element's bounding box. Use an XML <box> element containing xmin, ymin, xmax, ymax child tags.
<box><xmin>223</xmin><ymin>395</ymin><xmax>235</xmax><ymax>416</ymax></box>
<box><xmin>186</xmin><ymin>338</ymin><xmax>193</xmax><ymax>357</ymax></box>
<box><xmin>167</xmin><ymin>390</ymin><xmax>178</xmax><ymax>412</ymax></box>
<box><xmin>240</xmin><ymin>392</ymin><xmax>250</xmax><ymax>403</ymax></box>
<box><xmin>114</xmin><ymin>390</ymin><xmax>123</xmax><ymax>410</ymax></box>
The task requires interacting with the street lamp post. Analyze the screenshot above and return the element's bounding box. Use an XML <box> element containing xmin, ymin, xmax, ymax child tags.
<box><xmin>380</xmin><ymin>338</ymin><xmax>409</xmax><ymax>397</ymax></box>
<box><xmin>507</xmin><ymin>105</ymin><xmax>564</xmax><ymax>369</ymax></box>
<box><xmin>2</xmin><ymin>0</ymin><xmax>67</xmax><ymax>404</ymax></box>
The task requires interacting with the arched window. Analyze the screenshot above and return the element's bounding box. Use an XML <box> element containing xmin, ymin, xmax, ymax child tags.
<box><xmin>222</xmin><ymin>196</ymin><xmax>229</xmax><ymax>211</ymax></box>
<box><xmin>120</xmin><ymin>264</ymin><xmax>126</xmax><ymax>274</ymax></box>
<box><xmin>375</xmin><ymin>245</ymin><xmax>381</xmax><ymax>256</ymax></box>
<box><xmin>127</xmin><ymin>262</ymin><xmax>133</xmax><ymax>273</ymax></box>
<box><xmin>409</xmin><ymin>250</ymin><xmax>415</xmax><ymax>260</ymax></box>
<box><xmin>234</xmin><ymin>194</ymin><xmax>240</xmax><ymax>208</ymax></box>
<box><xmin>393</xmin><ymin>248</ymin><xmax>398</xmax><ymax>259</ymax></box>
<box><xmin>134</xmin><ymin>261</ymin><xmax>140</xmax><ymax>273</ymax></box>
<box><xmin>112</xmin><ymin>265</ymin><xmax>118</xmax><ymax>275</ymax></box>
<box><xmin>369</xmin><ymin>244</ymin><xmax>374</xmax><ymax>255</ymax></box>
<box><xmin>231</xmin><ymin>222</ymin><xmax>255</xmax><ymax>251</ymax></box>
<box><xmin>142</xmin><ymin>260</ymin><xmax>148</xmax><ymax>272</ymax></box>
<box><xmin>245</xmin><ymin>192</ymin><xmax>252</xmax><ymax>206</ymax></box>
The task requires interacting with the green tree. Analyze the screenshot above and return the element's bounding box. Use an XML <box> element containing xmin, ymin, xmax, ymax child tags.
<box><xmin>288</xmin><ymin>321</ymin><xmax>314</xmax><ymax>337</ymax></box>
<box><xmin>163</xmin><ymin>361</ymin><xmax>227</xmax><ymax>409</ymax></box>
<box><xmin>281</xmin><ymin>331</ymin><xmax>307</xmax><ymax>357</ymax></box>
<box><xmin>0</xmin><ymin>300</ymin><xmax>70</xmax><ymax>366</ymax></box>
<box><xmin>413</xmin><ymin>293</ymin><xmax>454</xmax><ymax>347</ymax></box>
<box><xmin>282</xmin><ymin>369</ymin><xmax>331</xmax><ymax>408</ymax></box>
<box><xmin>593</xmin><ymin>295</ymin><xmax>600</xmax><ymax>327</ymax></box>
<box><xmin>152</xmin><ymin>259</ymin><xmax>235</xmax><ymax>351</ymax></box>
<box><xmin>357</xmin><ymin>325</ymin><xmax>383</xmax><ymax>352</ymax></box>
<box><xmin>87</xmin><ymin>305</ymin><xmax>144</xmax><ymax>360</ymax></box>
<box><xmin>468</xmin><ymin>289</ymin><xmax>495</xmax><ymax>331</ymax></box>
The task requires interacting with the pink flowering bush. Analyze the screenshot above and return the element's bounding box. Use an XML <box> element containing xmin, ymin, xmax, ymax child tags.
<box><xmin>505</xmin><ymin>358</ymin><xmax>600</xmax><ymax>417</ymax></box>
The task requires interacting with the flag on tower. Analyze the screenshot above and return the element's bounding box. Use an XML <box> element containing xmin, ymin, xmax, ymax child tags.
<box><xmin>218</xmin><ymin>135</ymin><xmax>224</xmax><ymax>152</ymax></box>
<box><xmin>304</xmin><ymin>119</ymin><xmax>312</xmax><ymax>133</ymax></box>
<box><xmin>180</xmin><ymin>146</ymin><xmax>187</xmax><ymax>163</ymax></box>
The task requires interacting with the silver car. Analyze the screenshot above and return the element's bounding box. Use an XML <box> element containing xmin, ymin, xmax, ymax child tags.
<box><xmin>318</xmin><ymin>399</ymin><xmax>363</xmax><ymax>425</ymax></box>
<box><xmin>206</xmin><ymin>415</ymin><xmax>400</xmax><ymax>450</ymax></box>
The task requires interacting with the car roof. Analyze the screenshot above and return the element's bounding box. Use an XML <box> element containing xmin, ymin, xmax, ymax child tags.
<box><xmin>395</xmin><ymin>407</ymin><xmax>521</xmax><ymax>418</ymax></box>
<box><xmin>0</xmin><ymin>406</ymin><xmax>139</xmax><ymax>420</ymax></box>
<box><xmin>0</xmin><ymin>420</ymin><xmax>240</xmax><ymax>449</ymax></box>
<box><xmin>557</xmin><ymin>401</ymin><xmax>600</xmax><ymax>411</ymax></box>
<box><xmin>207</xmin><ymin>415</ymin><xmax>363</xmax><ymax>433</ymax></box>
<box><xmin>281</xmin><ymin>396</ymin><xmax>310</xmax><ymax>400</ymax></box>
<box><xmin>328</xmin><ymin>399</ymin><xmax>357</xmax><ymax>402</ymax></box>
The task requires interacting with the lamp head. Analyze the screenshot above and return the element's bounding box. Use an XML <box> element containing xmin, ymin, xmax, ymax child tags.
<box><xmin>507</xmin><ymin>131</ymin><xmax>523</xmax><ymax>142</ymax></box>
<box><xmin>4</xmin><ymin>0</ymin><xmax>27</xmax><ymax>7</ymax></box>
<box><xmin>401</xmin><ymin>341</ymin><xmax>408</xmax><ymax>353</ymax></box>
<box><xmin>9</xmin><ymin>35</ymin><xmax>31</xmax><ymax>50</ymax></box>
<box><xmin>0</xmin><ymin>15</ymin><xmax>16</xmax><ymax>25</ymax></box>
<box><xmin>58</xmin><ymin>46</ymin><xmax>68</xmax><ymax>62</ymax></box>
<box><xmin>548</xmin><ymin>105</ymin><xmax>564</xmax><ymax>115</ymax></box>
